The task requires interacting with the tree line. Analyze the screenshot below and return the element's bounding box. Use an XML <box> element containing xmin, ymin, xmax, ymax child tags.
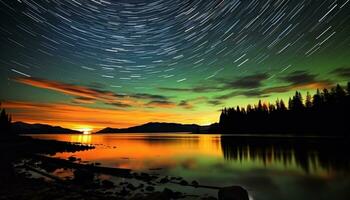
<box><xmin>219</xmin><ymin>82</ymin><xmax>350</xmax><ymax>136</ymax></box>
<box><xmin>0</xmin><ymin>104</ymin><xmax>12</xmax><ymax>137</ymax></box>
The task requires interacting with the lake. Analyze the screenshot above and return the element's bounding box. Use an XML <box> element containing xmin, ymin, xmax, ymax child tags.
<box><xmin>30</xmin><ymin>133</ymin><xmax>350</xmax><ymax>200</ymax></box>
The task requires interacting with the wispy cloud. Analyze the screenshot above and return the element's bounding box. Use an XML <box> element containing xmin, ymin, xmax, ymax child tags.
<box><xmin>215</xmin><ymin>71</ymin><xmax>333</xmax><ymax>100</ymax></box>
<box><xmin>159</xmin><ymin>73</ymin><xmax>269</xmax><ymax>93</ymax></box>
<box><xmin>223</xmin><ymin>73</ymin><xmax>269</xmax><ymax>89</ymax></box>
<box><xmin>331</xmin><ymin>67</ymin><xmax>350</xmax><ymax>78</ymax></box>
<box><xmin>3</xmin><ymin>101</ymin><xmax>218</xmax><ymax>130</ymax></box>
<box><xmin>146</xmin><ymin>100</ymin><xmax>177</xmax><ymax>108</ymax></box>
<box><xmin>14</xmin><ymin>77</ymin><xmax>172</xmax><ymax>108</ymax></box>
<box><xmin>160</xmin><ymin>71</ymin><xmax>334</xmax><ymax>103</ymax></box>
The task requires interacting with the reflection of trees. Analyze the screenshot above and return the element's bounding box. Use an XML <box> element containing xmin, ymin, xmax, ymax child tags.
<box><xmin>220</xmin><ymin>136</ymin><xmax>350</xmax><ymax>173</ymax></box>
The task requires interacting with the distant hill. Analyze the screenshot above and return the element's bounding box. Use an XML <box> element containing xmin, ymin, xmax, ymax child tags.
<box><xmin>11</xmin><ymin>121</ymin><xmax>81</xmax><ymax>134</ymax></box>
<box><xmin>97</xmin><ymin>122</ymin><xmax>204</xmax><ymax>133</ymax></box>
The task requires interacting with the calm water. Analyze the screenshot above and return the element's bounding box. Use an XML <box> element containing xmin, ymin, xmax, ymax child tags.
<box><xmin>30</xmin><ymin>133</ymin><xmax>350</xmax><ymax>200</ymax></box>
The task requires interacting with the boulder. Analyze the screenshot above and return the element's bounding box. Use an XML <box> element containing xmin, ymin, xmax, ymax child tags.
<box><xmin>145</xmin><ymin>185</ymin><xmax>155</xmax><ymax>191</ymax></box>
<box><xmin>159</xmin><ymin>176</ymin><xmax>169</xmax><ymax>183</ymax></box>
<box><xmin>127</xmin><ymin>183</ymin><xmax>137</xmax><ymax>190</ymax></box>
<box><xmin>218</xmin><ymin>186</ymin><xmax>249</xmax><ymax>200</ymax></box>
<box><xmin>179</xmin><ymin>180</ymin><xmax>188</xmax><ymax>185</ymax></box>
<box><xmin>68</xmin><ymin>156</ymin><xmax>77</xmax><ymax>162</ymax></box>
<box><xmin>191</xmin><ymin>180</ymin><xmax>199</xmax><ymax>187</ymax></box>
<box><xmin>73</xmin><ymin>169</ymin><xmax>94</xmax><ymax>183</ymax></box>
<box><xmin>162</xmin><ymin>188</ymin><xmax>173</xmax><ymax>198</ymax></box>
<box><xmin>101</xmin><ymin>180</ymin><xmax>114</xmax><ymax>189</ymax></box>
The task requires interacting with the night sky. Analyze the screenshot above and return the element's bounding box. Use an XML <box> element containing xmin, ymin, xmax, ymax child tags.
<box><xmin>1</xmin><ymin>0</ymin><xmax>350</xmax><ymax>130</ymax></box>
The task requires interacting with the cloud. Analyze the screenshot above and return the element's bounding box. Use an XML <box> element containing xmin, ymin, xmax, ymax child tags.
<box><xmin>177</xmin><ymin>96</ymin><xmax>208</xmax><ymax>110</ymax></box>
<box><xmin>146</xmin><ymin>100</ymin><xmax>176</xmax><ymax>108</ymax></box>
<box><xmin>207</xmin><ymin>100</ymin><xmax>223</xmax><ymax>106</ymax></box>
<box><xmin>215</xmin><ymin>90</ymin><xmax>269</xmax><ymax>100</ymax></box>
<box><xmin>280</xmin><ymin>70</ymin><xmax>316</xmax><ymax>85</ymax></box>
<box><xmin>214</xmin><ymin>71</ymin><xmax>333</xmax><ymax>100</ymax></box>
<box><xmin>72</xmin><ymin>97</ymin><xmax>95</xmax><ymax>104</ymax></box>
<box><xmin>262</xmin><ymin>81</ymin><xmax>333</xmax><ymax>94</ymax></box>
<box><xmin>331</xmin><ymin>67</ymin><xmax>350</xmax><ymax>78</ymax></box>
<box><xmin>223</xmin><ymin>73</ymin><xmax>269</xmax><ymax>89</ymax></box>
<box><xmin>13</xmin><ymin>77</ymin><xmax>171</xmax><ymax>108</ymax></box>
<box><xmin>159</xmin><ymin>73</ymin><xmax>269</xmax><ymax>94</ymax></box>
<box><xmin>178</xmin><ymin>100</ymin><xmax>194</xmax><ymax>109</ymax></box>
<box><xmin>106</xmin><ymin>102</ymin><xmax>132</xmax><ymax>108</ymax></box>
<box><xmin>2</xmin><ymin>101</ymin><xmax>218</xmax><ymax>130</ymax></box>
<box><xmin>131</xmin><ymin>93</ymin><xmax>168</xmax><ymax>100</ymax></box>
<box><xmin>263</xmin><ymin>71</ymin><xmax>334</xmax><ymax>94</ymax></box>
<box><xmin>159</xmin><ymin>86</ymin><xmax>222</xmax><ymax>93</ymax></box>
<box><xmin>15</xmin><ymin>77</ymin><xmax>122</xmax><ymax>101</ymax></box>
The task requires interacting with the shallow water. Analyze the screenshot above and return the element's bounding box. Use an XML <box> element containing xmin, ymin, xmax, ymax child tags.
<box><xmin>30</xmin><ymin>133</ymin><xmax>350</xmax><ymax>200</ymax></box>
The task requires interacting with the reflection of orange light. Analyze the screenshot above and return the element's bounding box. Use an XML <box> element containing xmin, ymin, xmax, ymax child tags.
<box><xmin>70</xmin><ymin>134</ymin><xmax>92</xmax><ymax>144</ymax></box>
<box><xmin>50</xmin><ymin>134</ymin><xmax>222</xmax><ymax>170</ymax></box>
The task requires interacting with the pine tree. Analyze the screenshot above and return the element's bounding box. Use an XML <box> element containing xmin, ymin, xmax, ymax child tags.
<box><xmin>0</xmin><ymin>104</ymin><xmax>12</xmax><ymax>136</ymax></box>
<box><xmin>312</xmin><ymin>89</ymin><xmax>323</xmax><ymax>108</ymax></box>
<box><xmin>334</xmin><ymin>84</ymin><xmax>346</xmax><ymax>101</ymax></box>
<box><xmin>305</xmin><ymin>92</ymin><xmax>312</xmax><ymax>108</ymax></box>
<box><xmin>280</xmin><ymin>100</ymin><xmax>287</xmax><ymax>111</ymax></box>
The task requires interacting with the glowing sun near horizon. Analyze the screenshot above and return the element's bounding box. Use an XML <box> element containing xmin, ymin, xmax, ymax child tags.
<box><xmin>78</xmin><ymin>127</ymin><xmax>93</xmax><ymax>135</ymax></box>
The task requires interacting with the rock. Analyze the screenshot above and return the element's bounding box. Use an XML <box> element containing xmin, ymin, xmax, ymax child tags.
<box><xmin>143</xmin><ymin>192</ymin><xmax>170</xmax><ymax>200</ymax></box>
<box><xmin>191</xmin><ymin>180</ymin><xmax>199</xmax><ymax>187</ymax></box>
<box><xmin>129</xmin><ymin>193</ymin><xmax>144</xmax><ymax>200</ymax></box>
<box><xmin>127</xmin><ymin>183</ymin><xmax>137</xmax><ymax>190</ymax></box>
<box><xmin>134</xmin><ymin>172</ymin><xmax>155</xmax><ymax>182</ymax></box>
<box><xmin>162</xmin><ymin>188</ymin><xmax>173</xmax><ymax>198</ymax></box>
<box><xmin>201</xmin><ymin>197</ymin><xmax>218</xmax><ymax>200</ymax></box>
<box><xmin>119</xmin><ymin>181</ymin><xmax>128</xmax><ymax>185</ymax></box>
<box><xmin>119</xmin><ymin>187</ymin><xmax>129</xmax><ymax>196</ymax></box>
<box><xmin>68</xmin><ymin>156</ymin><xmax>77</xmax><ymax>162</ymax></box>
<box><xmin>145</xmin><ymin>185</ymin><xmax>155</xmax><ymax>191</ymax></box>
<box><xmin>179</xmin><ymin>180</ymin><xmax>188</xmax><ymax>185</ymax></box>
<box><xmin>101</xmin><ymin>180</ymin><xmax>114</xmax><ymax>189</ymax></box>
<box><xmin>73</xmin><ymin>169</ymin><xmax>94</xmax><ymax>183</ymax></box>
<box><xmin>173</xmin><ymin>191</ymin><xmax>183</xmax><ymax>199</ymax></box>
<box><xmin>159</xmin><ymin>176</ymin><xmax>169</xmax><ymax>184</ymax></box>
<box><xmin>218</xmin><ymin>186</ymin><xmax>249</xmax><ymax>200</ymax></box>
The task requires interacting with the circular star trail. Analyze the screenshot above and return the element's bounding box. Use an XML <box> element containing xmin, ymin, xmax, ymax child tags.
<box><xmin>0</xmin><ymin>0</ymin><xmax>350</xmax><ymax>127</ymax></box>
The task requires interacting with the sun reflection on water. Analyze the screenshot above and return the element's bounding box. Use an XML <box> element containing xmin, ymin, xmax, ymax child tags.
<box><xmin>70</xmin><ymin>134</ymin><xmax>92</xmax><ymax>144</ymax></box>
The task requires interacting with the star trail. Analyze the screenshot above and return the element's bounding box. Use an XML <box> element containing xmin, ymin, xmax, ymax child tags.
<box><xmin>0</xmin><ymin>0</ymin><xmax>349</xmax><ymax>130</ymax></box>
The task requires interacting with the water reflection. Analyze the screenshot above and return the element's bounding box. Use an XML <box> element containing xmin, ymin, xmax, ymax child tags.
<box><xmin>70</xmin><ymin>134</ymin><xmax>92</xmax><ymax>144</ymax></box>
<box><xmin>30</xmin><ymin>133</ymin><xmax>350</xmax><ymax>200</ymax></box>
<box><xmin>32</xmin><ymin>134</ymin><xmax>350</xmax><ymax>175</ymax></box>
<box><xmin>220</xmin><ymin>136</ymin><xmax>350</xmax><ymax>174</ymax></box>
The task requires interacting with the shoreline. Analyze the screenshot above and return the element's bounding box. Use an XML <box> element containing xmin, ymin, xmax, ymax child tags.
<box><xmin>0</xmin><ymin>135</ymin><xmax>245</xmax><ymax>200</ymax></box>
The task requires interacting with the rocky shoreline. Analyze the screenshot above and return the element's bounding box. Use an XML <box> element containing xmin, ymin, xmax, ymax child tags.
<box><xmin>0</xmin><ymin>136</ymin><xmax>249</xmax><ymax>200</ymax></box>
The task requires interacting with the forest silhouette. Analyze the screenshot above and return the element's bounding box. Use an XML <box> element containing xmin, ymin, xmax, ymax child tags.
<box><xmin>219</xmin><ymin>82</ymin><xmax>350</xmax><ymax>136</ymax></box>
<box><xmin>0</xmin><ymin>104</ymin><xmax>12</xmax><ymax>137</ymax></box>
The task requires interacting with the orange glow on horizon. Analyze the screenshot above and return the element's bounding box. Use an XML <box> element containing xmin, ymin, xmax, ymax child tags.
<box><xmin>3</xmin><ymin>101</ymin><xmax>219</xmax><ymax>131</ymax></box>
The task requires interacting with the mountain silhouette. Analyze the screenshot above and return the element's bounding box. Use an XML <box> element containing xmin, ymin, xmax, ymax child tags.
<box><xmin>97</xmin><ymin>122</ymin><xmax>202</xmax><ymax>133</ymax></box>
<box><xmin>11</xmin><ymin>121</ymin><xmax>81</xmax><ymax>134</ymax></box>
